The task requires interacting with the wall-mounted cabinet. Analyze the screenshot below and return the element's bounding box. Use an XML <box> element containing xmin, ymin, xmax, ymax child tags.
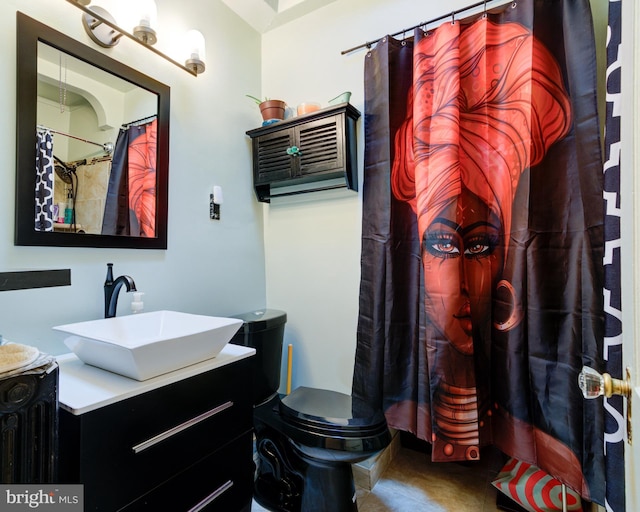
<box><xmin>246</xmin><ymin>103</ymin><xmax>360</xmax><ymax>202</ymax></box>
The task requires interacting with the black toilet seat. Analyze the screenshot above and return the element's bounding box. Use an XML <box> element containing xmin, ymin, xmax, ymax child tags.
<box><xmin>280</xmin><ymin>387</ymin><xmax>386</xmax><ymax>433</ymax></box>
<box><xmin>254</xmin><ymin>387</ymin><xmax>390</xmax><ymax>457</ymax></box>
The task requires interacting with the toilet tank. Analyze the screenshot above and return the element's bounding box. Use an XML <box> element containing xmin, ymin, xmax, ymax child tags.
<box><xmin>229</xmin><ymin>309</ymin><xmax>287</xmax><ymax>405</ymax></box>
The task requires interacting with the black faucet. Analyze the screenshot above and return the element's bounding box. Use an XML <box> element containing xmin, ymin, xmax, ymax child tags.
<box><xmin>104</xmin><ymin>263</ymin><xmax>137</xmax><ymax>318</ymax></box>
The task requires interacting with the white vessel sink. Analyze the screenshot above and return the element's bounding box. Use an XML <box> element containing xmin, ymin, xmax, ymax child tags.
<box><xmin>53</xmin><ymin>311</ymin><xmax>243</xmax><ymax>381</ymax></box>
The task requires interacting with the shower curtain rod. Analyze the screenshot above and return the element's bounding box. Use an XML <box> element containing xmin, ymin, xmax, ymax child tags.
<box><xmin>341</xmin><ymin>0</ymin><xmax>515</xmax><ymax>55</ymax></box>
<box><xmin>37</xmin><ymin>125</ymin><xmax>114</xmax><ymax>154</ymax></box>
<box><xmin>122</xmin><ymin>114</ymin><xmax>157</xmax><ymax>128</ymax></box>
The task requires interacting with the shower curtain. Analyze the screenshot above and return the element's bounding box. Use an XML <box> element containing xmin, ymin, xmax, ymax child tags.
<box><xmin>352</xmin><ymin>0</ymin><xmax>606</xmax><ymax>505</ymax></box>
<box><xmin>35</xmin><ymin>129</ymin><xmax>54</xmax><ymax>231</ymax></box>
<box><xmin>102</xmin><ymin>119</ymin><xmax>157</xmax><ymax>237</ymax></box>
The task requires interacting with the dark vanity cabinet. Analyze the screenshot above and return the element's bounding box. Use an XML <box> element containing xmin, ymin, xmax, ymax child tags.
<box><xmin>246</xmin><ymin>103</ymin><xmax>360</xmax><ymax>202</ymax></box>
<box><xmin>58</xmin><ymin>354</ymin><xmax>254</xmax><ymax>511</ymax></box>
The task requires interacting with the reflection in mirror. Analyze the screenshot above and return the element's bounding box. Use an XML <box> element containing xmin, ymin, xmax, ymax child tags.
<box><xmin>37</xmin><ymin>41</ymin><xmax>158</xmax><ymax>236</ymax></box>
<box><xmin>16</xmin><ymin>12</ymin><xmax>170</xmax><ymax>249</ymax></box>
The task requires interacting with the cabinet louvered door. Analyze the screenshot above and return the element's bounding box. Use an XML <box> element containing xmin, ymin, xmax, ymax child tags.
<box><xmin>253</xmin><ymin>129</ymin><xmax>295</xmax><ymax>185</ymax></box>
<box><xmin>298</xmin><ymin>114</ymin><xmax>344</xmax><ymax>177</ymax></box>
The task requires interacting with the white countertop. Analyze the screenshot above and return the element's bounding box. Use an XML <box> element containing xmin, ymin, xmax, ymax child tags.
<box><xmin>57</xmin><ymin>343</ymin><xmax>255</xmax><ymax>416</ymax></box>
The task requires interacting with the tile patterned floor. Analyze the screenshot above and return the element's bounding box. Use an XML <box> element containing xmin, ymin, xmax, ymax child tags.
<box><xmin>251</xmin><ymin>445</ymin><xmax>506</xmax><ymax>511</ymax></box>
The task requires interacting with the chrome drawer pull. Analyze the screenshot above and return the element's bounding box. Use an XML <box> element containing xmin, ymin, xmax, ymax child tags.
<box><xmin>132</xmin><ymin>401</ymin><xmax>234</xmax><ymax>454</ymax></box>
<box><xmin>187</xmin><ymin>480</ymin><xmax>234</xmax><ymax>512</ymax></box>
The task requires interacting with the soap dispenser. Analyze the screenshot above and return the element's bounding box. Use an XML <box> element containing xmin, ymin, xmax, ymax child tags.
<box><xmin>131</xmin><ymin>292</ymin><xmax>145</xmax><ymax>314</ymax></box>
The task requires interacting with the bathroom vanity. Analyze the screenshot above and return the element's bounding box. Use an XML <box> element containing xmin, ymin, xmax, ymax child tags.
<box><xmin>56</xmin><ymin>344</ymin><xmax>255</xmax><ymax>511</ymax></box>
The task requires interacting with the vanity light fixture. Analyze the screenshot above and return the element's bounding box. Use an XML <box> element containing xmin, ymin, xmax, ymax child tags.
<box><xmin>65</xmin><ymin>0</ymin><xmax>206</xmax><ymax>76</ymax></box>
<box><xmin>132</xmin><ymin>0</ymin><xmax>158</xmax><ymax>46</ymax></box>
<box><xmin>184</xmin><ymin>29</ymin><xmax>206</xmax><ymax>75</ymax></box>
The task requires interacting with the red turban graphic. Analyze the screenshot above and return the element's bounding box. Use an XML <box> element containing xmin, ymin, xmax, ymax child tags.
<box><xmin>392</xmin><ymin>18</ymin><xmax>572</xmax><ymax>243</ymax></box>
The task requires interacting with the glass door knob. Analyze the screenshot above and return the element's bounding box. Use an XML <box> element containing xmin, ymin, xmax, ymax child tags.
<box><xmin>579</xmin><ymin>366</ymin><xmax>633</xmax><ymax>445</ymax></box>
<box><xmin>578</xmin><ymin>366</ymin><xmax>631</xmax><ymax>399</ymax></box>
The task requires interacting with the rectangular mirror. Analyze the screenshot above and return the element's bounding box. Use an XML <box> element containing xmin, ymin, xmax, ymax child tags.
<box><xmin>15</xmin><ymin>12</ymin><xmax>170</xmax><ymax>249</ymax></box>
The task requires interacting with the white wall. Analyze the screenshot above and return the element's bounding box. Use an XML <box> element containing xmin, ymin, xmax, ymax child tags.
<box><xmin>0</xmin><ymin>0</ymin><xmax>267</xmax><ymax>355</ymax></box>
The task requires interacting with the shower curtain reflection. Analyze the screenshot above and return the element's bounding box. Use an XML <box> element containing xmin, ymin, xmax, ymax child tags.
<box><xmin>102</xmin><ymin>119</ymin><xmax>157</xmax><ymax>237</ymax></box>
<box><xmin>35</xmin><ymin>129</ymin><xmax>54</xmax><ymax>232</ymax></box>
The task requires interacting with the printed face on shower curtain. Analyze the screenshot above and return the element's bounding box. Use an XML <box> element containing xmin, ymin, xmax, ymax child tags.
<box><xmin>422</xmin><ymin>187</ymin><xmax>502</xmax><ymax>355</ymax></box>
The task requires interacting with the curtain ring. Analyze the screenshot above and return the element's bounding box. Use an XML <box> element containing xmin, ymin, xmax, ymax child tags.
<box><xmin>511</xmin><ymin>1</ymin><xmax>517</xmax><ymax>8</ymax></box>
<box><xmin>401</xmin><ymin>29</ymin><xmax>407</xmax><ymax>46</ymax></box>
<box><xmin>483</xmin><ymin>0</ymin><xmax>488</xmax><ymax>18</ymax></box>
<box><xmin>451</xmin><ymin>11</ymin><xmax>455</xmax><ymax>25</ymax></box>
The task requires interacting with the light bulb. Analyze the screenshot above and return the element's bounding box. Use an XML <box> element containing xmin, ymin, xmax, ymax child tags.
<box><xmin>136</xmin><ymin>0</ymin><xmax>157</xmax><ymax>29</ymax></box>
<box><xmin>185</xmin><ymin>29</ymin><xmax>206</xmax><ymax>61</ymax></box>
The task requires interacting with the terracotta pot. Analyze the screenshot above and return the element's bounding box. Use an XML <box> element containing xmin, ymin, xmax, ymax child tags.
<box><xmin>259</xmin><ymin>100</ymin><xmax>286</xmax><ymax>121</ymax></box>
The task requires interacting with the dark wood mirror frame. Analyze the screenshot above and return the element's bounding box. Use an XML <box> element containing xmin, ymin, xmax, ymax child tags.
<box><xmin>15</xmin><ymin>12</ymin><xmax>170</xmax><ymax>249</ymax></box>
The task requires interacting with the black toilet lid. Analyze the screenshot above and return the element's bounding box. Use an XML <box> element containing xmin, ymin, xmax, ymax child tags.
<box><xmin>279</xmin><ymin>387</ymin><xmax>386</xmax><ymax>431</ymax></box>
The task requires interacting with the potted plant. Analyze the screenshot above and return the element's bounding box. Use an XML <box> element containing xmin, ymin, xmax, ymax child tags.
<box><xmin>247</xmin><ymin>95</ymin><xmax>286</xmax><ymax>122</ymax></box>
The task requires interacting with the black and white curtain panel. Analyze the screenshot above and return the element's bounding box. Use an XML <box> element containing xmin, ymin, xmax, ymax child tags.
<box><xmin>35</xmin><ymin>129</ymin><xmax>54</xmax><ymax>232</ymax></box>
<box><xmin>603</xmin><ymin>1</ymin><xmax>624</xmax><ymax>510</ymax></box>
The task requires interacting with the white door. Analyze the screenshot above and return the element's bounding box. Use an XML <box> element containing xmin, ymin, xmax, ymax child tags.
<box><xmin>621</xmin><ymin>0</ymin><xmax>639</xmax><ymax>510</ymax></box>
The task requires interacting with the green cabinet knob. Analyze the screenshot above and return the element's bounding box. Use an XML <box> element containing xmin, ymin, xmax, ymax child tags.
<box><xmin>286</xmin><ymin>146</ymin><xmax>300</xmax><ymax>156</ymax></box>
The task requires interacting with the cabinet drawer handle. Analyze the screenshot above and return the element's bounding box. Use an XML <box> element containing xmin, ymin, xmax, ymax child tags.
<box><xmin>131</xmin><ymin>401</ymin><xmax>234</xmax><ymax>454</ymax></box>
<box><xmin>286</xmin><ymin>146</ymin><xmax>300</xmax><ymax>156</ymax></box>
<box><xmin>187</xmin><ymin>480</ymin><xmax>234</xmax><ymax>512</ymax></box>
